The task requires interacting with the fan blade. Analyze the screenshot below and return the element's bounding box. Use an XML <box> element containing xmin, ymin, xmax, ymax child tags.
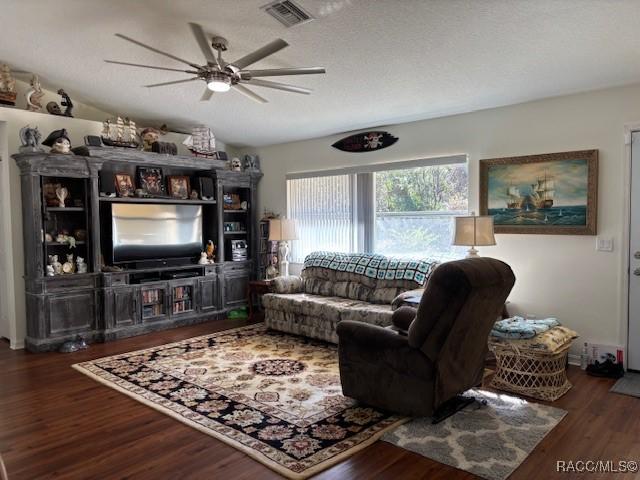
<box><xmin>231</xmin><ymin>39</ymin><xmax>288</xmax><ymax>70</ymax></box>
<box><xmin>189</xmin><ymin>23</ymin><xmax>219</xmax><ymax>68</ymax></box>
<box><xmin>115</xmin><ymin>33</ymin><xmax>201</xmax><ymax>68</ymax></box>
<box><xmin>201</xmin><ymin>88</ymin><xmax>214</xmax><ymax>101</ymax></box>
<box><xmin>239</xmin><ymin>67</ymin><xmax>325</xmax><ymax>78</ymax></box>
<box><xmin>232</xmin><ymin>84</ymin><xmax>268</xmax><ymax>104</ymax></box>
<box><xmin>144</xmin><ymin>77</ymin><xmax>201</xmax><ymax>88</ymax></box>
<box><xmin>241</xmin><ymin>78</ymin><xmax>311</xmax><ymax>95</ymax></box>
<box><xmin>105</xmin><ymin>60</ymin><xmax>198</xmax><ymax>74</ymax></box>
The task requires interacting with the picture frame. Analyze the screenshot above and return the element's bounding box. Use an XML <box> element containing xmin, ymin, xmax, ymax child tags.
<box><xmin>480</xmin><ymin>150</ymin><xmax>598</xmax><ymax>235</ymax></box>
<box><xmin>137</xmin><ymin>167</ymin><xmax>164</xmax><ymax>196</ymax></box>
<box><xmin>167</xmin><ymin>175</ymin><xmax>191</xmax><ymax>200</ymax></box>
<box><xmin>114</xmin><ymin>173</ymin><xmax>134</xmax><ymax>197</ymax></box>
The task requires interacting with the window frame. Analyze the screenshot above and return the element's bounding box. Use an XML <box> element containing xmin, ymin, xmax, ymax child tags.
<box><xmin>286</xmin><ymin>155</ymin><xmax>469</xmax><ymax>263</ymax></box>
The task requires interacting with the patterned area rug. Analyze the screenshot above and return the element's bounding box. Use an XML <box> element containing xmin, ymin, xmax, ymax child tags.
<box><xmin>382</xmin><ymin>389</ymin><xmax>567</xmax><ymax>480</ymax></box>
<box><xmin>73</xmin><ymin>324</ymin><xmax>406</xmax><ymax>479</ymax></box>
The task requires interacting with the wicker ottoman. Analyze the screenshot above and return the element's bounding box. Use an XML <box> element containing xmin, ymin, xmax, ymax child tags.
<box><xmin>488</xmin><ymin>327</ymin><xmax>577</xmax><ymax>402</ymax></box>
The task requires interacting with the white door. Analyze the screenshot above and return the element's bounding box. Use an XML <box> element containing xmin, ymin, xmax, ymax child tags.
<box><xmin>629</xmin><ymin>131</ymin><xmax>640</xmax><ymax>370</ymax></box>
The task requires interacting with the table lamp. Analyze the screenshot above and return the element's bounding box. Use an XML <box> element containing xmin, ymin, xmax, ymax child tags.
<box><xmin>453</xmin><ymin>215</ymin><xmax>496</xmax><ymax>258</ymax></box>
<box><xmin>269</xmin><ymin>218</ymin><xmax>298</xmax><ymax>276</ymax></box>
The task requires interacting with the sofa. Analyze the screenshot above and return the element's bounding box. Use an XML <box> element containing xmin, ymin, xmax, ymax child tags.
<box><xmin>337</xmin><ymin>257</ymin><xmax>516</xmax><ymax>416</ymax></box>
<box><xmin>263</xmin><ymin>251</ymin><xmax>439</xmax><ymax>343</ymax></box>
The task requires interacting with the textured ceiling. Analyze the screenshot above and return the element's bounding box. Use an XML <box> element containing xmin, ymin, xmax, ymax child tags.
<box><xmin>2</xmin><ymin>0</ymin><xmax>640</xmax><ymax>147</ymax></box>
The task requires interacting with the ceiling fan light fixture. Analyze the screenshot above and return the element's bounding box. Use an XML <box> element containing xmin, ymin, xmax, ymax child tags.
<box><xmin>207</xmin><ymin>72</ymin><xmax>231</xmax><ymax>92</ymax></box>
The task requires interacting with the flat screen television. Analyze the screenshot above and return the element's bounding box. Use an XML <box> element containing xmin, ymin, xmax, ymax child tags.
<box><xmin>111</xmin><ymin>204</ymin><xmax>203</xmax><ymax>264</ymax></box>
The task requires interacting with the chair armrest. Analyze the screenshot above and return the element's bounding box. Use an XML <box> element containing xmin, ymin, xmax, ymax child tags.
<box><xmin>391</xmin><ymin>306</ymin><xmax>417</xmax><ymax>334</ymax></box>
<box><xmin>337</xmin><ymin>320</ymin><xmax>409</xmax><ymax>349</ymax></box>
<box><xmin>271</xmin><ymin>275</ymin><xmax>303</xmax><ymax>294</ymax></box>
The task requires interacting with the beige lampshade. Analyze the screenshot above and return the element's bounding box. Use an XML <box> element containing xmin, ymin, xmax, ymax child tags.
<box><xmin>453</xmin><ymin>216</ymin><xmax>496</xmax><ymax>246</ymax></box>
<box><xmin>269</xmin><ymin>218</ymin><xmax>298</xmax><ymax>241</ymax></box>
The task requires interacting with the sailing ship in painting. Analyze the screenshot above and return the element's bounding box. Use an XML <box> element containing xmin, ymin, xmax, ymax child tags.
<box><xmin>183</xmin><ymin>125</ymin><xmax>216</xmax><ymax>158</ymax></box>
<box><xmin>101</xmin><ymin>117</ymin><xmax>139</xmax><ymax>148</ymax></box>
<box><xmin>505</xmin><ymin>172</ymin><xmax>555</xmax><ymax>210</ymax></box>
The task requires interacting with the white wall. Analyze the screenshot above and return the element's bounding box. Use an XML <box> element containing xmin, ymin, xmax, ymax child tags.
<box><xmin>0</xmin><ymin>107</ymin><xmax>197</xmax><ymax>348</ymax></box>
<box><xmin>240</xmin><ymin>83</ymin><xmax>640</xmax><ymax>355</ymax></box>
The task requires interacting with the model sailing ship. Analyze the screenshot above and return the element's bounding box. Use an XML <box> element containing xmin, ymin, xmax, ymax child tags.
<box><xmin>506</xmin><ymin>172</ymin><xmax>555</xmax><ymax>210</ymax></box>
<box><xmin>101</xmin><ymin>117</ymin><xmax>140</xmax><ymax>148</ymax></box>
<box><xmin>0</xmin><ymin>64</ymin><xmax>17</xmax><ymax>106</ymax></box>
<box><xmin>183</xmin><ymin>125</ymin><xmax>216</xmax><ymax>158</ymax></box>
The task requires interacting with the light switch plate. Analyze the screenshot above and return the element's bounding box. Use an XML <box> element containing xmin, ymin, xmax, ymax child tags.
<box><xmin>596</xmin><ymin>237</ymin><xmax>614</xmax><ymax>252</ymax></box>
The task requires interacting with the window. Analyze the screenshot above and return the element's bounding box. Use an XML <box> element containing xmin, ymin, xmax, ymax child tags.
<box><xmin>287</xmin><ymin>156</ymin><xmax>468</xmax><ymax>263</ymax></box>
<box><xmin>287</xmin><ymin>174</ymin><xmax>354</xmax><ymax>262</ymax></box>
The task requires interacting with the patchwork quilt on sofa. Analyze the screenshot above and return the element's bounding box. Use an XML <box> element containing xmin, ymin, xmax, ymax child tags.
<box><xmin>264</xmin><ymin>252</ymin><xmax>439</xmax><ymax>343</ymax></box>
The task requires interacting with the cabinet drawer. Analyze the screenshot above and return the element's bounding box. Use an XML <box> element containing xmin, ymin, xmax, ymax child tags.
<box><xmin>46</xmin><ymin>275</ymin><xmax>97</xmax><ymax>292</ymax></box>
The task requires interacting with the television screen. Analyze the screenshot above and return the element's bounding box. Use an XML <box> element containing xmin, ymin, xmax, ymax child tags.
<box><xmin>112</xmin><ymin>204</ymin><xmax>203</xmax><ymax>263</ymax></box>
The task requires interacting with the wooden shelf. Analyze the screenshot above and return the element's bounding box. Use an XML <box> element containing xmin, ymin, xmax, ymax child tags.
<box><xmin>224</xmin><ymin>209</ymin><xmax>248</xmax><ymax>213</ymax></box>
<box><xmin>46</xmin><ymin>207</ymin><xmax>85</xmax><ymax>212</ymax></box>
<box><xmin>224</xmin><ymin>231</ymin><xmax>247</xmax><ymax>235</ymax></box>
<box><xmin>99</xmin><ymin>196</ymin><xmax>216</xmax><ymax>205</ymax></box>
<box><xmin>46</xmin><ymin>241</ymin><xmax>87</xmax><ymax>246</ymax></box>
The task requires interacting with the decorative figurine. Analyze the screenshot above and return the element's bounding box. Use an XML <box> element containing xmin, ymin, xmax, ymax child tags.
<box><xmin>73</xmin><ymin>229</ymin><xmax>87</xmax><ymax>241</ymax></box>
<box><xmin>45</xmin><ymin>232</ymin><xmax>53</xmax><ymax>242</ymax></box>
<box><xmin>62</xmin><ymin>254</ymin><xmax>75</xmax><ymax>274</ymax></box>
<box><xmin>0</xmin><ymin>64</ymin><xmax>17</xmax><ymax>106</ymax></box>
<box><xmin>49</xmin><ymin>255</ymin><xmax>62</xmax><ymax>275</ymax></box>
<box><xmin>18</xmin><ymin>125</ymin><xmax>44</xmax><ymax>153</ymax></box>
<box><xmin>230</xmin><ymin>157</ymin><xmax>242</xmax><ymax>172</ymax></box>
<box><xmin>46</xmin><ymin>89</ymin><xmax>74</xmax><ymax>117</ymax></box>
<box><xmin>206</xmin><ymin>240</ymin><xmax>216</xmax><ymax>261</ymax></box>
<box><xmin>25</xmin><ymin>75</ymin><xmax>44</xmax><ymax>112</ymax></box>
<box><xmin>139</xmin><ymin>124</ymin><xmax>167</xmax><ymax>151</ymax></box>
<box><xmin>43</xmin><ymin>129</ymin><xmax>72</xmax><ymax>154</ymax></box>
<box><xmin>46</xmin><ymin>102</ymin><xmax>62</xmax><ymax>115</ymax></box>
<box><xmin>76</xmin><ymin>256</ymin><xmax>87</xmax><ymax>273</ymax></box>
<box><xmin>190</xmin><ymin>190</ymin><xmax>199</xmax><ymax>200</ymax></box>
<box><xmin>197</xmin><ymin>252</ymin><xmax>209</xmax><ymax>265</ymax></box>
<box><xmin>46</xmin><ymin>265</ymin><xmax>55</xmax><ymax>277</ymax></box>
<box><xmin>55</xmin><ymin>186</ymin><xmax>69</xmax><ymax>207</ymax></box>
<box><xmin>244</xmin><ymin>155</ymin><xmax>260</xmax><ymax>172</ymax></box>
<box><xmin>58</xmin><ymin>335</ymin><xmax>88</xmax><ymax>353</ymax></box>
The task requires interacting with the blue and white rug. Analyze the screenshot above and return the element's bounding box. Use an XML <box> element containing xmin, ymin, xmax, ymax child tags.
<box><xmin>382</xmin><ymin>389</ymin><xmax>567</xmax><ymax>480</ymax></box>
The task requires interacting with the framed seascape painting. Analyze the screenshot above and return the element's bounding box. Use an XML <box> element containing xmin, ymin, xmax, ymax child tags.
<box><xmin>480</xmin><ymin>150</ymin><xmax>598</xmax><ymax>235</ymax></box>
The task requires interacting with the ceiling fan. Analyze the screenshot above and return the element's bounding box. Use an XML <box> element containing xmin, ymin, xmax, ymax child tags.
<box><xmin>105</xmin><ymin>23</ymin><xmax>326</xmax><ymax>104</ymax></box>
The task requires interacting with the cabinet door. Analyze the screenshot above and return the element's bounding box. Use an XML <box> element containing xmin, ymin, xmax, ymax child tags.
<box><xmin>47</xmin><ymin>289</ymin><xmax>96</xmax><ymax>335</ymax></box>
<box><xmin>140</xmin><ymin>284</ymin><xmax>169</xmax><ymax>322</ymax></box>
<box><xmin>170</xmin><ymin>280</ymin><xmax>197</xmax><ymax>316</ymax></box>
<box><xmin>225</xmin><ymin>271</ymin><xmax>249</xmax><ymax>307</ymax></box>
<box><xmin>113</xmin><ymin>287</ymin><xmax>138</xmax><ymax>327</ymax></box>
<box><xmin>199</xmin><ymin>277</ymin><xmax>220</xmax><ymax>312</ymax></box>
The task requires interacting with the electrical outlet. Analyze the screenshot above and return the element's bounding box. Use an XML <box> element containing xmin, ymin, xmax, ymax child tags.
<box><xmin>596</xmin><ymin>237</ymin><xmax>614</xmax><ymax>252</ymax></box>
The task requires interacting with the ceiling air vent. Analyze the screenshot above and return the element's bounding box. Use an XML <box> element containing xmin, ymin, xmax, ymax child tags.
<box><xmin>262</xmin><ymin>0</ymin><xmax>314</xmax><ymax>28</ymax></box>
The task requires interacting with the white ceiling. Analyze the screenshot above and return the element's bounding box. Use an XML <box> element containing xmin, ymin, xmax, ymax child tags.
<box><xmin>3</xmin><ymin>0</ymin><xmax>640</xmax><ymax>147</ymax></box>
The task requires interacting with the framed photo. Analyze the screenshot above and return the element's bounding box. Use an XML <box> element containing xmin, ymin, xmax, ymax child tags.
<box><xmin>114</xmin><ymin>173</ymin><xmax>134</xmax><ymax>197</ymax></box>
<box><xmin>480</xmin><ymin>150</ymin><xmax>598</xmax><ymax>235</ymax></box>
<box><xmin>167</xmin><ymin>175</ymin><xmax>191</xmax><ymax>200</ymax></box>
<box><xmin>137</xmin><ymin>167</ymin><xmax>164</xmax><ymax>196</ymax></box>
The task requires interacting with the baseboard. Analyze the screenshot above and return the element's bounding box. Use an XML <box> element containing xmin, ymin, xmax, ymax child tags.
<box><xmin>10</xmin><ymin>338</ymin><xmax>25</xmax><ymax>350</ymax></box>
<box><xmin>568</xmin><ymin>353</ymin><xmax>581</xmax><ymax>366</ymax></box>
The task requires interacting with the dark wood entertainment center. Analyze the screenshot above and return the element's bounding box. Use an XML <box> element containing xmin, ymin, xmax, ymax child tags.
<box><xmin>14</xmin><ymin>147</ymin><xmax>262</xmax><ymax>352</ymax></box>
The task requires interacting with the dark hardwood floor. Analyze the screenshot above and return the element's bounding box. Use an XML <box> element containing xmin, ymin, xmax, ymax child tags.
<box><xmin>1</xmin><ymin>320</ymin><xmax>638</xmax><ymax>480</ymax></box>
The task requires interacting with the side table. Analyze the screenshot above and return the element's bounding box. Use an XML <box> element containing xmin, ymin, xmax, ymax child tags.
<box><xmin>247</xmin><ymin>280</ymin><xmax>273</xmax><ymax>321</ymax></box>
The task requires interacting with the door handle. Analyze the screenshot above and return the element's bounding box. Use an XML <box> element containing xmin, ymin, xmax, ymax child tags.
<box><xmin>634</xmin><ymin>268</ymin><xmax>640</xmax><ymax>276</ymax></box>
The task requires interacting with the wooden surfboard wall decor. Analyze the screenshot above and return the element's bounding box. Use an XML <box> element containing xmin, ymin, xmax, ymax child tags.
<box><xmin>332</xmin><ymin>131</ymin><xmax>398</xmax><ymax>152</ymax></box>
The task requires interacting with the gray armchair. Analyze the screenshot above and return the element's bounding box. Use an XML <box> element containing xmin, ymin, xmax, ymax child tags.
<box><xmin>336</xmin><ymin>257</ymin><xmax>515</xmax><ymax>417</ymax></box>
